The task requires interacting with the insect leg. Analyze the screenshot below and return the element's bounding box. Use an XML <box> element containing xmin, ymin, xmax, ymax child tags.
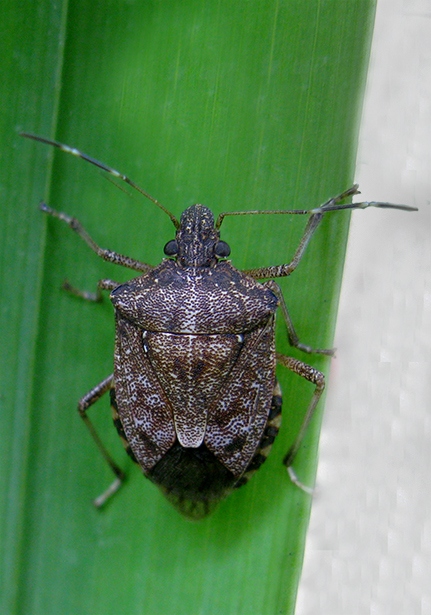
<box><xmin>62</xmin><ymin>278</ymin><xmax>121</xmax><ymax>302</ymax></box>
<box><xmin>40</xmin><ymin>202</ymin><xmax>154</xmax><ymax>273</ymax></box>
<box><xmin>244</xmin><ymin>208</ymin><xmax>330</xmax><ymax>279</ymax></box>
<box><xmin>267</xmin><ymin>280</ymin><xmax>334</xmax><ymax>356</ymax></box>
<box><xmin>276</xmin><ymin>353</ymin><xmax>325</xmax><ymax>494</ymax></box>
<box><xmin>238</xmin><ymin>186</ymin><xmax>416</xmax><ymax>280</ymax></box>
<box><xmin>78</xmin><ymin>374</ymin><xmax>125</xmax><ymax>507</ymax></box>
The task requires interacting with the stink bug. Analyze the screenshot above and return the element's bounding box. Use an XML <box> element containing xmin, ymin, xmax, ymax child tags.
<box><xmin>22</xmin><ymin>132</ymin><xmax>417</xmax><ymax>519</ymax></box>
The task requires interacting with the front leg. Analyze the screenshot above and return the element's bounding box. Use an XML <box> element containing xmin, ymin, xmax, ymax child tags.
<box><xmin>241</xmin><ymin>186</ymin><xmax>416</xmax><ymax>280</ymax></box>
<box><xmin>40</xmin><ymin>201</ymin><xmax>154</xmax><ymax>274</ymax></box>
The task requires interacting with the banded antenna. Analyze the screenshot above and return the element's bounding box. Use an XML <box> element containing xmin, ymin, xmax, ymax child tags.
<box><xmin>20</xmin><ymin>132</ymin><xmax>180</xmax><ymax>229</ymax></box>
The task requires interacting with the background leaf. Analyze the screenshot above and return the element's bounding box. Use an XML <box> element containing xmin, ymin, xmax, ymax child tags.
<box><xmin>2</xmin><ymin>1</ymin><xmax>376</xmax><ymax>614</ymax></box>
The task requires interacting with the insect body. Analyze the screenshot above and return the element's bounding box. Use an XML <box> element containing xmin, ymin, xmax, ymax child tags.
<box><xmin>111</xmin><ymin>205</ymin><xmax>282</xmax><ymax>518</ymax></box>
<box><xmin>22</xmin><ymin>133</ymin><xmax>417</xmax><ymax>519</ymax></box>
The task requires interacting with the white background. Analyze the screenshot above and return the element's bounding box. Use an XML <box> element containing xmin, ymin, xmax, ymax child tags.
<box><xmin>298</xmin><ymin>1</ymin><xmax>431</xmax><ymax>613</ymax></box>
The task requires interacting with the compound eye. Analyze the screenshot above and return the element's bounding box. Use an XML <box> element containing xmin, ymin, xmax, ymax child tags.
<box><xmin>164</xmin><ymin>240</ymin><xmax>178</xmax><ymax>256</ymax></box>
<box><xmin>215</xmin><ymin>240</ymin><xmax>230</xmax><ymax>258</ymax></box>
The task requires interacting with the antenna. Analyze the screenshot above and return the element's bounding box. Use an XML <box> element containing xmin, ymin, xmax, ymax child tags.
<box><xmin>20</xmin><ymin>132</ymin><xmax>180</xmax><ymax>229</ymax></box>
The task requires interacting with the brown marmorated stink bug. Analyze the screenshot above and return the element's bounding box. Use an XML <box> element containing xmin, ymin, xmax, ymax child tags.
<box><xmin>22</xmin><ymin>132</ymin><xmax>417</xmax><ymax>519</ymax></box>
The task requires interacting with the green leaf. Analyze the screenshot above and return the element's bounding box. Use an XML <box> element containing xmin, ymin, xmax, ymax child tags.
<box><xmin>2</xmin><ymin>1</ymin><xmax>376</xmax><ymax>614</ymax></box>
